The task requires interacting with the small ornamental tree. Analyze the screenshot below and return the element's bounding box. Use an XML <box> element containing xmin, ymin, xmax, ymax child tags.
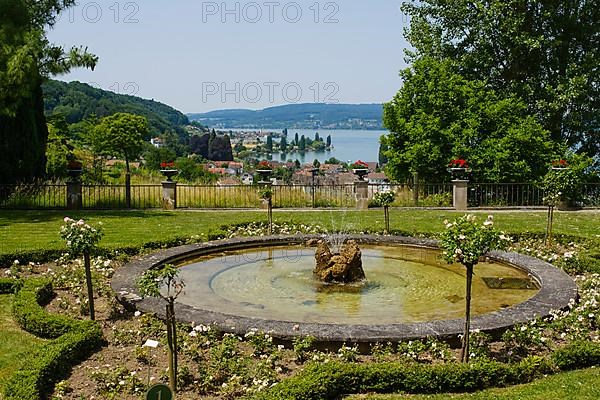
<box><xmin>60</xmin><ymin>217</ymin><xmax>103</xmax><ymax>320</ymax></box>
<box><xmin>258</xmin><ymin>186</ymin><xmax>274</xmax><ymax>234</ymax></box>
<box><xmin>539</xmin><ymin>155</ymin><xmax>591</xmax><ymax>245</ymax></box>
<box><xmin>439</xmin><ymin>214</ymin><xmax>510</xmax><ymax>363</ymax></box>
<box><xmin>373</xmin><ymin>190</ymin><xmax>395</xmax><ymax>234</ymax></box>
<box><xmin>138</xmin><ymin>264</ymin><xmax>185</xmax><ymax>393</ymax></box>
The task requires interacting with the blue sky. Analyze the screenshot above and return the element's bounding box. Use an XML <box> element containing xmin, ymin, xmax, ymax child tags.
<box><xmin>47</xmin><ymin>0</ymin><xmax>411</xmax><ymax>113</ymax></box>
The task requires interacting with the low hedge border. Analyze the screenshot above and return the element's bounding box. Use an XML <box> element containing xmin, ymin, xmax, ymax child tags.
<box><xmin>2</xmin><ymin>278</ymin><xmax>105</xmax><ymax>400</ymax></box>
<box><xmin>250</xmin><ymin>341</ymin><xmax>600</xmax><ymax>400</ymax></box>
<box><xmin>0</xmin><ymin>278</ymin><xmax>22</xmax><ymax>294</ymax></box>
<box><xmin>0</xmin><ymin>235</ymin><xmax>203</xmax><ymax>268</ymax></box>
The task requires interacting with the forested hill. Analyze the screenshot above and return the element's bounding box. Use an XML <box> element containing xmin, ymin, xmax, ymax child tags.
<box><xmin>42</xmin><ymin>80</ymin><xmax>190</xmax><ymax>136</ymax></box>
<box><xmin>188</xmin><ymin>103</ymin><xmax>383</xmax><ymax>129</ymax></box>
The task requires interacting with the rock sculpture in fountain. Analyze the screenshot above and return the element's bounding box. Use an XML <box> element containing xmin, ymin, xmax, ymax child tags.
<box><xmin>313</xmin><ymin>239</ymin><xmax>366</xmax><ymax>283</ymax></box>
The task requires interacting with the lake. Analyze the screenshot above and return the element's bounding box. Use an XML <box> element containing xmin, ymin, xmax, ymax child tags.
<box><xmin>228</xmin><ymin>129</ymin><xmax>388</xmax><ymax>164</ymax></box>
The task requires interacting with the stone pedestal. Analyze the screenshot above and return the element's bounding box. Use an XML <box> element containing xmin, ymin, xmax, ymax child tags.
<box><xmin>162</xmin><ymin>181</ymin><xmax>177</xmax><ymax>210</ymax></box>
<box><xmin>66</xmin><ymin>182</ymin><xmax>82</xmax><ymax>210</ymax></box>
<box><xmin>452</xmin><ymin>179</ymin><xmax>468</xmax><ymax>210</ymax></box>
<box><xmin>355</xmin><ymin>181</ymin><xmax>369</xmax><ymax>209</ymax></box>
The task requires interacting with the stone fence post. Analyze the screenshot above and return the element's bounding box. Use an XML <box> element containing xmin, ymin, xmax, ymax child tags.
<box><xmin>355</xmin><ymin>181</ymin><xmax>369</xmax><ymax>209</ymax></box>
<box><xmin>66</xmin><ymin>181</ymin><xmax>82</xmax><ymax>210</ymax></box>
<box><xmin>162</xmin><ymin>181</ymin><xmax>177</xmax><ymax>210</ymax></box>
<box><xmin>452</xmin><ymin>179</ymin><xmax>468</xmax><ymax>210</ymax></box>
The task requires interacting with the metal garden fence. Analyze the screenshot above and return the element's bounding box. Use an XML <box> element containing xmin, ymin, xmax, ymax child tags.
<box><xmin>0</xmin><ymin>182</ymin><xmax>598</xmax><ymax>210</ymax></box>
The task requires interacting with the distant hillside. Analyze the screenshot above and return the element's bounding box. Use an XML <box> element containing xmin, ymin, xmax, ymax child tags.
<box><xmin>42</xmin><ymin>80</ymin><xmax>190</xmax><ymax>136</ymax></box>
<box><xmin>188</xmin><ymin>103</ymin><xmax>383</xmax><ymax>129</ymax></box>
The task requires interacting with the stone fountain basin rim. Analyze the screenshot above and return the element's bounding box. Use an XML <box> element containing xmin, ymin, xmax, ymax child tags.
<box><xmin>111</xmin><ymin>234</ymin><xmax>578</xmax><ymax>343</ymax></box>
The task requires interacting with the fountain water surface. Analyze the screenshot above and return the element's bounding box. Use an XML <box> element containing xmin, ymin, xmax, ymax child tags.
<box><xmin>178</xmin><ymin>244</ymin><xmax>537</xmax><ymax>325</ymax></box>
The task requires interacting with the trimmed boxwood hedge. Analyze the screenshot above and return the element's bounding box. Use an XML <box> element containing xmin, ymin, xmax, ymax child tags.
<box><xmin>0</xmin><ymin>235</ymin><xmax>201</xmax><ymax>268</ymax></box>
<box><xmin>2</xmin><ymin>278</ymin><xmax>105</xmax><ymax>400</ymax></box>
<box><xmin>250</xmin><ymin>342</ymin><xmax>600</xmax><ymax>400</ymax></box>
<box><xmin>0</xmin><ymin>278</ymin><xmax>22</xmax><ymax>294</ymax></box>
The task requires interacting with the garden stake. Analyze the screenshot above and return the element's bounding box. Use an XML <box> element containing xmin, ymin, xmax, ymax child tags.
<box><xmin>460</xmin><ymin>262</ymin><xmax>473</xmax><ymax>363</ymax></box>
<box><xmin>83</xmin><ymin>251</ymin><xmax>95</xmax><ymax>320</ymax></box>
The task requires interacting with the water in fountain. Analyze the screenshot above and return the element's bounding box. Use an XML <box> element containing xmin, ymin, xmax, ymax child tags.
<box><xmin>176</xmin><ymin>244</ymin><xmax>539</xmax><ymax>324</ymax></box>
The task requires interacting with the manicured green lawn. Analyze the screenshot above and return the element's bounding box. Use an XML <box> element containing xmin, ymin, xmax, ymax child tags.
<box><xmin>0</xmin><ymin>209</ymin><xmax>598</xmax><ymax>254</ymax></box>
<box><xmin>348</xmin><ymin>367</ymin><xmax>600</xmax><ymax>399</ymax></box>
<box><xmin>0</xmin><ymin>294</ymin><xmax>45</xmax><ymax>390</ymax></box>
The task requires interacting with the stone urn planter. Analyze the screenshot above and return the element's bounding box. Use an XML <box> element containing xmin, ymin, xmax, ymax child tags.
<box><xmin>66</xmin><ymin>160</ymin><xmax>83</xmax><ymax>182</ymax></box>
<box><xmin>352</xmin><ymin>168</ymin><xmax>369</xmax><ymax>181</ymax></box>
<box><xmin>256</xmin><ymin>169</ymin><xmax>272</xmax><ymax>183</ymax></box>
<box><xmin>447</xmin><ymin>159</ymin><xmax>471</xmax><ymax>180</ymax></box>
<box><xmin>447</xmin><ymin>167</ymin><xmax>471</xmax><ymax>180</ymax></box>
<box><xmin>160</xmin><ymin>169</ymin><xmax>178</xmax><ymax>182</ymax></box>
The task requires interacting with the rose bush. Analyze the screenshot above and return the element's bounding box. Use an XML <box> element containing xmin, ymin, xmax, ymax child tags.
<box><xmin>60</xmin><ymin>217</ymin><xmax>103</xmax><ymax>256</ymax></box>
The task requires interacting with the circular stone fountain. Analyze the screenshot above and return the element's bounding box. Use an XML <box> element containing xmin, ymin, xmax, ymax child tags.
<box><xmin>112</xmin><ymin>235</ymin><xmax>577</xmax><ymax>345</ymax></box>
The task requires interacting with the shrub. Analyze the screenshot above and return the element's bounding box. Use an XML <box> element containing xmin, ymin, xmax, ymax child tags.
<box><xmin>12</xmin><ymin>279</ymin><xmax>78</xmax><ymax>338</ymax></box>
<box><xmin>2</xmin><ymin>278</ymin><xmax>104</xmax><ymax>400</ymax></box>
<box><xmin>0</xmin><ymin>277</ymin><xmax>22</xmax><ymax>294</ymax></box>
<box><xmin>250</xmin><ymin>342</ymin><xmax>600</xmax><ymax>400</ymax></box>
<box><xmin>552</xmin><ymin>341</ymin><xmax>600</xmax><ymax>371</ymax></box>
<box><xmin>0</xmin><ymin>249</ymin><xmax>65</xmax><ymax>268</ymax></box>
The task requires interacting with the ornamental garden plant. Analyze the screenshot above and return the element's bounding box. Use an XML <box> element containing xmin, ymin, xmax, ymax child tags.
<box><xmin>138</xmin><ymin>263</ymin><xmax>185</xmax><ymax>393</ymax></box>
<box><xmin>439</xmin><ymin>214</ymin><xmax>511</xmax><ymax>362</ymax></box>
<box><xmin>256</xmin><ymin>160</ymin><xmax>273</xmax><ymax>171</ymax></box>
<box><xmin>540</xmin><ymin>155</ymin><xmax>593</xmax><ymax>245</ymax></box>
<box><xmin>373</xmin><ymin>190</ymin><xmax>396</xmax><ymax>233</ymax></box>
<box><xmin>59</xmin><ymin>217</ymin><xmax>103</xmax><ymax>320</ymax></box>
<box><xmin>350</xmin><ymin>160</ymin><xmax>369</xmax><ymax>170</ymax></box>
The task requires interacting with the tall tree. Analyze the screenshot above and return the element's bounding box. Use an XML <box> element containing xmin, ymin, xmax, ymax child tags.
<box><xmin>91</xmin><ymin>113</ymin><xmax>147</xmax><ymax>207</ymax></box>
<box><xmin>91</xmin><ymin>113</ymin><xmax>147</xmax><ymax>173</ymax></box>
<box><xmin>401</xmin><ymin>0</ymin><xmax>599</xmax><ymax>157</ymax></box>
<box><xmin>266</xmin><ymin>134</ymin><xmax>273</xmax><ymax>152</ymax></box>
<box><xmin>299</xmin><ymin>135</ymin><xmax>306</xmax><ymax>151</ymax></box>
<box><xmin>0</xmin><ymin>0</ymin><xmax>97</xmax><ymax>184</ymax></box>
<box><xmin>279</xmin><ymin>135</ymin><xmax>288</xmax><ymax>152</ymax></box>
<box><xmin>383</xmin><ymin>57</ymin><xmax>557</xmax><ymax>182</ymax></box>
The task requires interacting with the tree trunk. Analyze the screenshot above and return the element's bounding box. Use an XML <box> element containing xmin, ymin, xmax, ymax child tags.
<box><xmin>384</xmin><ymin>205</ymin><xmax>390</xmax><ymax>234</ymax></box>
<box><xmin>125</xmin><ymin>170</ymin><xmax>131</xmax><ymax>209</ymax></box>
<box><xmin>83</xmin><ymin>251</ymin><xmax>95</xmax><ymax>320</ymax></box>
<box><xmin>171</xmin><ymin>300</ymin><xmax>178</xmax><ymax>392</ymax></box>
<box><xmin>267</xmin><ymin>198</ymin><xmax>273</xmax><ymax>235</ymax></box>
<box><xmin>166</xmin><ymin>301</ymin><xmax>177</xmax><ymax>392</ymax></box>
<box><xmin>545</xmin><ymin>205</ymin><xmax>554</xmax><ymax>246</ymax></box>
<box><xmin>460</xmin><ymin>262</ymin><xmax>474</xmax><ymax>363</ymax></box>
<box><xmin>413</xmin><ymin>172</ymin><xmax>419</xmax><ymax>206</ymax></box>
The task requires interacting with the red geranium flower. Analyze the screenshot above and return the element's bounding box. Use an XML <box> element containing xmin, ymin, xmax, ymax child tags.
<box><xmin>448</xmin><ymin>159</ymin><xmax>469</xmax><ymax>168</ymax></box>
<box><xmin>351</xmin><ymin>160</ymin><xmax>369</xmax><ymax>169</ymax></box>
<box><xmin>257</xmin><ymin>160</ymin><xmax>272</xmax><ymax>170</ymax></box>
<box><xmin>552</xmin><ymin>159</ymin><xmax>568</xmax><ymax>168</ymax></box>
